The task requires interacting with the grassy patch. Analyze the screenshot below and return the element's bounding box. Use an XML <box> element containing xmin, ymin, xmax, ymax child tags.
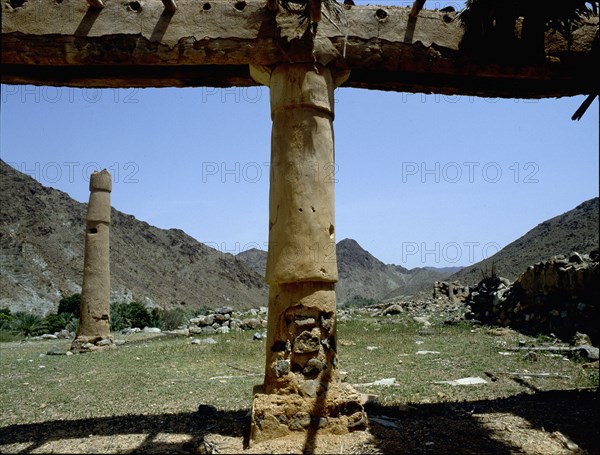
<box><xmin>0</xmin><ymin>331</ymin><xmax>263</xmax><ymax>426</ymax></box>
<box><xmin>0</xmin><ymin>329</ymin><xmax>23</xmax><ymax>343</ymax></box>
<box><xmin>0</xmin><ymin>316</ymin><xmax>597</xmax><ymax>430</ymax></box>
<box><xmin>337</xmin><ymin>315</ymin><xmax>597</xmax><ymax>405</ymax></box>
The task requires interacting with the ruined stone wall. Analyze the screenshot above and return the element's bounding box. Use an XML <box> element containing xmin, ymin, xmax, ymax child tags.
<box><xmin>466</xmin><ymin>251</ymin><xmax>599</xmax><ymax>345</ymax></box>
<box><xmin>433</xmin><ymin>280</ymin><xmax>470</xmax><ymax>304</ymax></box>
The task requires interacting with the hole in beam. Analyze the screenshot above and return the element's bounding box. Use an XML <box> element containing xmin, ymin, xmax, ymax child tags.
<box><xmin>375</xmin><ymin>8</ymin><xmax>388</xmax><ymax>21</ymax></box>
<box><xmin>202</xmin><ymin>2</ymin><xmax>211</xmax><ymax>10</ymax></box>
<box><xmin>234</xmin><ymin>0</ymin><xmax>246</xmax><ymax>11</ymax></box>
<box><xmin>128</xmin><ymin>1</ymin><xmax>141</xmax><ymax>11</ymax></box>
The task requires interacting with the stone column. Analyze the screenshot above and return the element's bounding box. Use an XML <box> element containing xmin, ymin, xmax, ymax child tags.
<box><xmin>249</xmin><ymin>63</ymin><xmax>367</xmax><ymax>444</ymax></box>
<box><xmin>71</xmin><ymin>169</ymin><xmax>115</xmax><ymax>352</ymax></box>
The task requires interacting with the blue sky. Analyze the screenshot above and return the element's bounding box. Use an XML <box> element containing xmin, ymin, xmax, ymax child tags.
<box><xmin>1</xmin><ymin>2</ymin><xmax>598</xmax><ymax>269</ymax></box>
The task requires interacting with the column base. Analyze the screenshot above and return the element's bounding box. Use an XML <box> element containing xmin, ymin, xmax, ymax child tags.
<box><xmin>70</xmin><ymin>334</ymin><xmax>116</xmax><ymax>352</ymax></box>
<box><xmin>249</xmin><ymin>382</ymin><xmax>368</xmax><ymax>446</ymax></box>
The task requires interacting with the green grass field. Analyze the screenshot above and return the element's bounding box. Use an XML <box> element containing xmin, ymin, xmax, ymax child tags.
<box><xmin>1</xmin><ymin>314</ymin><xmax>597</xmax><ymax>429</ymax></box>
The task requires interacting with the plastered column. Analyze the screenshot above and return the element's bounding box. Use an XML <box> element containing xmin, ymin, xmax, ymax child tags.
<box><xmin>249</xmin><ymin>63</ymin><xmax>367</xmax><ymax>444</ymax></box>
<box><xmin>71</xmin><ymin>169</ymin><xmax>115</xmax><ymax>352</ymax></box>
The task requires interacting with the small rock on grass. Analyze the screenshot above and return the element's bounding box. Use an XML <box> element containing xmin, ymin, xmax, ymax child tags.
<box><xmin>191</xmin><ymin>337</ymin><xmax>217</xmax><ymax>345</ymax></box>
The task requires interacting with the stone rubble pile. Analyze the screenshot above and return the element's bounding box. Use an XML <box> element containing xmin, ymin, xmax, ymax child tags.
<box><xmin>71</xmin><ymin>335</ymin><xmax>114</xmax><ymax>351</ymax></box>
<box><xmin>28</xmin><ymin>329</ymin><xmax>75</xmax><ymax>341</ymax></box>
<box><xmin>466</xmin><ymin>251</ymin><xmax>599</xmax><ymax>345</ymax></box>
<box><xmin>27</xmin><ymin>307</ymin><xmax>270</xmax><ymax>343</ymax></box>
<box><xmin>433</xmin><ymin>280</ymin><xmax>470</xmax><ymax>303</ymax></box>
<box><xmin>337</xmin><ymin>296</ymin><xmax>468</xmax><ymax>325</ymax></box>
<box><xmin>187</xmin><ymin>306</ymin><xmax>268</xmax><ymax>336</ymax></box>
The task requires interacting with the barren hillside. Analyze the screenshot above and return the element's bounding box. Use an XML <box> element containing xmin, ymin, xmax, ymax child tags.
<box><xmin>450</xmin><ymin>197</ymin><xmax>599</xmax><ymax>285</ymax></box>
<box><xmin>0</xmin><ymin>160</ymin><xmax>268</xmax><ymax>315</ymax></box>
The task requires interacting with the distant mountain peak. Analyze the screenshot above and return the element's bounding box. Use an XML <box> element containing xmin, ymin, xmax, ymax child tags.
<box><xmin>236</xmin><ymin>237</ymin><xmax>455</xmax><ymax>304</ymax></box>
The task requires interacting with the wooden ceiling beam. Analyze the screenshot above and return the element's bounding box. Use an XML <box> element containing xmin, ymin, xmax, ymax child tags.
<box><xmin>2</xmin><ymin>0</ymin><xmax>598</xmax><ymax>97</ymax></box>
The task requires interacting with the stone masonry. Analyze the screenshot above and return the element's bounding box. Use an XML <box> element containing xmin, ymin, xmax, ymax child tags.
<box><xmin>466</xmin><ymin>251</ymin><xmax>599</xmax><ymax>345</ymax></box>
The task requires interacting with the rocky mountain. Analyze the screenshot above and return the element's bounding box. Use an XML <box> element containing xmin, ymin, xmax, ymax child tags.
<box><xmin>238</xmin><ymin>198</ymin><xmax>600</xmax><ymax>303</ymax></box>
<box><xmin>0</xmin><ymin>160</ymin><xmax>268</xmax><ymax>315</ymax></box>
<box><xmin>450</xmin><ymin>197</ymin><xmax>599</xmax><ymax>285</ymax></box>
<box><xmin>237</xmin><ymin>239</ymin><xmax>457</xmax><ymax>304</ymax></box>
<box><xmin>336</xmin><ymin>239</ymin><xmax>455</xmax><ymax>302</ymax></box>
<box><xmin>235</xmin><ymin>248</ymin><xmax>267</xmax><ymax>278</ymax></box>
<box><xmin>424</xmin><ymin>266</ymin><xmax>463</xmax><ymax>275</ymax></box>
<box><xmin>7</xmin><ymin>158</ymin><xmax>593</xmax><ymax>316</ymax></box>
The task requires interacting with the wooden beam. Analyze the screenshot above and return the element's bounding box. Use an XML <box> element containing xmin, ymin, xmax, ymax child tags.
<box><xmin>2</xmin><ymin>0</ymin><xmax>598</xmax><ymax>97</ymax></box>
<box><xmin>161</xmin><ymin>0</ymin><xmax>177</xmax><ymax>13</ymax></box>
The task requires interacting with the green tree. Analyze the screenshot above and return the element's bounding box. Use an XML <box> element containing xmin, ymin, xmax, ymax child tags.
<box><xmin>58</xmin><ymin>293</ymin><xmax>81</xmax><ymax>318</ymax></box>
<box><xmin>149</xmin><ymin>308</ymin><xmax>187</xmax><ymax>330</ymax></box>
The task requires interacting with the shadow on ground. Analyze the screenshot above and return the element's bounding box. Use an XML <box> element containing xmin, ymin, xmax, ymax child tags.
<box><xmin>0</xmin><ymin>406</ymin><xmax>248</xmax><ymax>454</ymax></box>
<box><xmin>0</xmin><ymin>389</ymin><xmax>597</xmax><ymax>454</ymax></box>
<box><xmin>365</xmin><ymin>388</ymin><xmax>599</xmax><ymax>454</ymax></box>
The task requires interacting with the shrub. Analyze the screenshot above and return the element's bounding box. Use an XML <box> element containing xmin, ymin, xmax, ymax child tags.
<box><xmin>42</xmin><ymin>312</ymin><xmax>74</xmax><ymax>334</ymax></box>
<box><xmin>66</xmin><ymin>317</ymin><xmax>79</xmax><ymax>333</ymax></box>
<box><xmin>110</xmin><ymin>302</ymin><xmax>152</xmax><ymax>331</ymax></box>
<box><xmin>150</xmin><ymin>308</ymin><xmax>162</xmax><ymax>328</ymax></box>
<box><xmin>190</xmin><ymin>306</ymin><xmax>212</xmax><ymax>317</ymax></box>
<box><xmin>58</xmin><ymin>293</ymin><xmax>81</xmax><ymax>318</ymax></box>
<box><xmin>151</xmin><ymin>308</ymin><xmax>188</xmax><ymax>330</ymax></box>
<box><xmin>10</xmin><ymin>312</ymin><xmax>48</xmax><ymax>337</ymax></box>
<box><xmin>110</xmin><ymin>303</ymin><xmax>128</xmax><ymax>331</ymax></box>
<box><xmin>0</xmin><ymin>308</ymin><xmax>13</xmax><ymax>330</ymax></box>
<box><xmin>127</xmin><ymin>301</ymin><xmax>153</xmax><ymax>328</ymax></box>
<box><xmin>0</xmin><ymin>329</ymin><xmax>22</xmax><ymax>342</ymax></box>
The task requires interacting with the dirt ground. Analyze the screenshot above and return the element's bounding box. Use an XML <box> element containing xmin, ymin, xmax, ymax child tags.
<box><xmin>0</xmin><ymin>387</ymin><xmax>597</xmax><ymax>454</ymax></box>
